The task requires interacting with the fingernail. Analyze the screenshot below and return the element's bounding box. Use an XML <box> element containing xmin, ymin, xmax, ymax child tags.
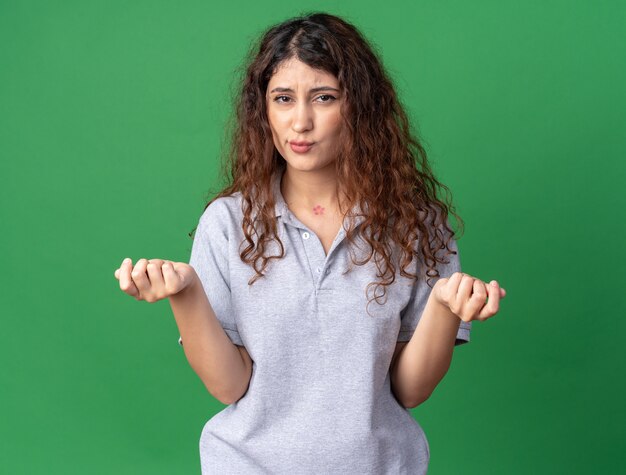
<box><xmin>491</xmin><ymin>280</ymin><xmax>498</xmax><ymax>287</ymax></box>
<box><xmin>123</xmin><ymin>258</ymin><xmax>130</xmax><ymax>264</ymax></box>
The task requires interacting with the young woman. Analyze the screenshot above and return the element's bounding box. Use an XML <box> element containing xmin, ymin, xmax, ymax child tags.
<box><xmin>115</xmin><ymin>12</ymin><xmax>506</xmax><ymax>474</ymax></box>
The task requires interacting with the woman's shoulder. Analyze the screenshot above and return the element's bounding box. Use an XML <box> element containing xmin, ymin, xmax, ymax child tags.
<box><xmin>199</xmin><ymin>191</ymin><xmax>243</xmax><ymax>220</ymax></box>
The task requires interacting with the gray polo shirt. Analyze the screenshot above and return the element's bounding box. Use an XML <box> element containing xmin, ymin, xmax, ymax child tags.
<box><xmin>186</xmin><ymin>165</ymin><xmax>471</xmax><ymax>474</ymax></box>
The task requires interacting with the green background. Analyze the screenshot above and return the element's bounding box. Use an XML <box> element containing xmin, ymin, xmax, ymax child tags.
<box><xmin>1</xmin><ymin>0</ymin><xmax>624</xmax><ymax>473</ymax></box>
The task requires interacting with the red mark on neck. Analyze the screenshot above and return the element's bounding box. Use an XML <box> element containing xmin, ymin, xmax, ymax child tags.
<box><xmin>313</xmin><ymin>205</ymin><xmax>325</xmax><ymax>215</ymax></box>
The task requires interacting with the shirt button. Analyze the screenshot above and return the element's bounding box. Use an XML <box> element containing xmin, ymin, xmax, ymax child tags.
<box><xmin>302</xmin><ymin>232</ymin><xmax>310</xmax><ymax>239</ymax></box>
<box><xmin>316</xmin><ymin>267</ymin><xmax>321</xmax><ymax>273</ymax></box>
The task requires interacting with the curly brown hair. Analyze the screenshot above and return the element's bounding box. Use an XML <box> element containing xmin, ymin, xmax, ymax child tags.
<box><xmin>191</xmin><ymin>11</ymin><xmax>464</xmax><ymax>310</ymax></box>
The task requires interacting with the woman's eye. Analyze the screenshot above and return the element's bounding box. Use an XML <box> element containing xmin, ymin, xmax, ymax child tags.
<box><xmin>273</xmin><ymin>94</ymin><xmax>336</xmax><ymax>104</ymax></box>
<box><xmin>316</xmin><ymin>94</ymin><xmax>336</xmax><ymax>103</ymax></box>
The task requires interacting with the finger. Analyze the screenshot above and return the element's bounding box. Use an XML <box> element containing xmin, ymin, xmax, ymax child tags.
<box><xmin>131</xmin><ymin>258</ymin><xmax>151</xmax><ymax>297</ymax></box>
<box><xmin>456</xmin><ymin>273</ymin><xmax>475</xmax><ymax>305</ymax></box>
<box><xmin>438</xmin><ymin>271</ymin><xmax>463</xmax><ymax>307</ymax></box>
<box><xmin>114</xmin><ymin>268</ymin><xmax>120</xmax><ymax>280</ymax></box>
<box><xmin>162</xmin><ymin>260</ymin><xmax>180</xmax><ymax>279</ymax></box>
<box><xmin>467</xmin><ymin>279</ymin><xmax>489</xmax><ymax>319</ymax></box>
<box><xmin>169</xmin><ymin>261</ymin><xmax>191</xmax><ymax>290</ymax></box>
<box><xmin>478</xmin><ymin>280</ymin><xmax>501</xmax><ymax>319</ymax></box>
<box><xmin>119</xmin><ymin>258</ymin><xmax>140</xmax><ymax>298</ymax></box>
<box><xmin>146</xmin><ymin>260</ymin><xmax>166</xmax><ymax>292</ymax></box>
<box><xmin>162</xmin><ymin>261</ymin><xmax>183</xmax><ymax>294</ymax></box>
<box><xmin>445</xmin><ymin>272</ymin><xmax>464</xmax><ymax>295</ymax></box>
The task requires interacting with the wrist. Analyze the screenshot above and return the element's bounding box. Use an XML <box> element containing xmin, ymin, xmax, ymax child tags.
<box><xmin>170</xmin><ymin>271</ymin><xmax>202</xmax><ymax>302</ymax></box>
<box><xmin>426</xmin><ymin>291</ymin><xmax>460</xmax><ymax>323</ymax></box>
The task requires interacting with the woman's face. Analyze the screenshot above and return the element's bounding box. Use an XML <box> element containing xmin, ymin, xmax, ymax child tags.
<box><xmin>266</xmin><ymin>57</ymin><xmax>343</xmax><ymax>173</ymax></box>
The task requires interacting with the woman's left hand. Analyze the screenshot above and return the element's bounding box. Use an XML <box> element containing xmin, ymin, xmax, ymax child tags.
<box><xmin>432</xmin><ymin>272</ymin><xmax>506</xmax><ymax>322</ymax></box>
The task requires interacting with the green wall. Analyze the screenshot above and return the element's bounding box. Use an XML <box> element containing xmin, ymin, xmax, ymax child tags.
<box><xmin>1</xmin><ymin>1</ymin><xmax>624</xmax><ymax>473</ymax></box>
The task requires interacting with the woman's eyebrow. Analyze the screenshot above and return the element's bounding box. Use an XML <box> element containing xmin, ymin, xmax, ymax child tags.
<box><xmin>269</xmin><ymin>86</ymin><xmax>340</xmax><ymax>94</ymax></box>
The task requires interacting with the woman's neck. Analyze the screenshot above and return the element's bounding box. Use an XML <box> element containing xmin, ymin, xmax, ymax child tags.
<box><xmin>280</xmin><ymin>165</ymin><xmax>345</xmax><ymax>216</ymax></box>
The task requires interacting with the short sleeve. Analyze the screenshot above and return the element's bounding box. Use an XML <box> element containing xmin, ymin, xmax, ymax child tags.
<box><xmin>397</xmin><ymin>237</ymin><xmax>472</xmax><ymax>345</ymax></box>
<box><xmin>180</xmin><ymin>200</ymin><xmax>244</xmax><ymax>347</ymax></box>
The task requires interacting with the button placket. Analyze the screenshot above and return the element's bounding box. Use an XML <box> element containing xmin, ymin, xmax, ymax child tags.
<box><xmin>290</xmin><ymin>217</ymin><xmax>338</xmax><ymax>287</ymax></box>
<box><xmin>297</xmin><ymin>227</ymin><xmax>324</xmax><ymax>285</ymax></box>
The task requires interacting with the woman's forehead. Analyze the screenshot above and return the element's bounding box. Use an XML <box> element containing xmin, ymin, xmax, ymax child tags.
<box><xmin>269</xmin><ymin>58</ymin><xmax>338</xmax><ymax>88</ymax></box>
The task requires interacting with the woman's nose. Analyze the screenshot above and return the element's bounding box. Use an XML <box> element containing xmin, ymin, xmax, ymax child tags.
<box><xmin>291</xmin><ymin>102</ymin><xmax>313</xmax><ymax>133</ymax></box>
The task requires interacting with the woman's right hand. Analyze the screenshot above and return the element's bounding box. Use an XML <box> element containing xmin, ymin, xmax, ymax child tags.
<box><xmin>114</xmin><ymin>258</ymin><xmax>197</xmax><ymax>303</ymax></box>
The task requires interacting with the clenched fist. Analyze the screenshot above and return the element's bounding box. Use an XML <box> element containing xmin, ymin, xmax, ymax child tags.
<box><xmin>114</xmin><ymin>258</ymin><xmax>197</xmax><ymax>303</ymax></box>
<box><xmin>432</xmin><ymin>272</ymin><xmax>507</xmax><ymax>322</ymax></box>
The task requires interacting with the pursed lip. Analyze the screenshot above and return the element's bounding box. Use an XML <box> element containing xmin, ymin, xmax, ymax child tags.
<box><xmin>289</xmin><ymin>140</ymin><xmax>315</xmax><ymax>146</ymax></box>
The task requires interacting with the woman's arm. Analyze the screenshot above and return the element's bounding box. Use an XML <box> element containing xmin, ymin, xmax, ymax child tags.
<box><xmin>391</xmin><ymin>273</ymin><xmax>505</xmax><ymax>408</ymax></box>
<box><xmin>390</xmin><ymin>296</ymin><xmax>460</xmax><ymax>408</ymax></box>
<box><xmin>169</xmin><ymin>273</ymin><xmax>252</xmax><ymax>405</ymax></box>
